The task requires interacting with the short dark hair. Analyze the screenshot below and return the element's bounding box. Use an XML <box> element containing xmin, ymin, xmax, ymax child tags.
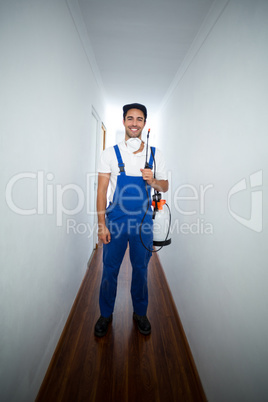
<box><xmin>123</xmin><ymin>103</ymin><xmax>147</xmax><ymax>121</ymax></box>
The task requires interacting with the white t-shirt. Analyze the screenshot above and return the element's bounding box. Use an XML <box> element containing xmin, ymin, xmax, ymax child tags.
<box><xmin>98</xmin><ymin>140</ymin><xmax>168</xmax><ymax>203</ymax></box>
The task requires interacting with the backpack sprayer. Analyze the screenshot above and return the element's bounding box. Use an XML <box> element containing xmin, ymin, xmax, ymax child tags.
<box><xmin>139</xmin><ymin>129</ymin><xmax>171</xmax><ymax>252</ymax></box>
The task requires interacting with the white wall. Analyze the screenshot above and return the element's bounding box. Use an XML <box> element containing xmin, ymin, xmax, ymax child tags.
<box><xmin>0</xmin><ymin>1</ymin><xmax>105</xmax><ymax>401</ymax></box>
<box><xmin>155</xmin><ymin>0</ymin><xmax>268</xmax><ymax>401</ymax></box>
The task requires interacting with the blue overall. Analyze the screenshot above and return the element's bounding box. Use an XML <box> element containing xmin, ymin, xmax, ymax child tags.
<box><xmin>99</xmin><ymin>145</ymin><xmax>155</xmax><ymax>318</ymax></box>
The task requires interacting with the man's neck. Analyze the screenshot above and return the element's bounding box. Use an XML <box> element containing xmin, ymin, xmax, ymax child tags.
<box><xmin>124</xmin><ymin>137</ymin><xmax>145</xmax><ymax>154</ymax></box>
<box><xmin>133</xmin><ymin>141</ymin><xmax>144</xmax><ymax>154</ymax></box>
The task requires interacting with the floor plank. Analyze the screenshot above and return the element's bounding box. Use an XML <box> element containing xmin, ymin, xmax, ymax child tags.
<box><xmin>36</xmin><ymin>246</ymin><xmax>207</xmax><ymax>402</ymax></box>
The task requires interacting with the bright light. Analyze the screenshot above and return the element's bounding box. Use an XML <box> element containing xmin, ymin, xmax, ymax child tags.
<box><xmin>105</xmin><ymin>103</ymin><xmax>124</xmax><ymax>147</ymax></box>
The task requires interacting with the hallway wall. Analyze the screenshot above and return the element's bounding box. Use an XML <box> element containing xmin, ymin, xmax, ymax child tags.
<box><xmin>155</xmin><ymin>0</ymin><xmax>268</xmax><ymax>401</ymax></box>
<box><xmin>0</xmin><ymin>1</ymin><xmax>105</xmax><ymax>401</ymax></box>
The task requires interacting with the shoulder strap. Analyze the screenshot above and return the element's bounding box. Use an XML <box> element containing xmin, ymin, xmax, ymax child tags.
<box><xmin>148</xmin><ymin>146</ymin><xmax>155</xmax><ymax>170</ymax></box>
<box><xmin>113</xmin><ymin>145</ymin><xmax>125</xmax><ymax>174</ymax></box>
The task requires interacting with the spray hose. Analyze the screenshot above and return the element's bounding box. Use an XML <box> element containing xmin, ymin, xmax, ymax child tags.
<box><xmin>139</xmin><ymin>129</ymin><xmax>171</xmax><ymax>253</ymax></box>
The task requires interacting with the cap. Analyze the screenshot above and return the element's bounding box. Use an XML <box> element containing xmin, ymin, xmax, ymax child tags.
<box><xmin>123</xmin><ymin>103</ymin><xmax>147</xmax><ymax>120</ymax></box>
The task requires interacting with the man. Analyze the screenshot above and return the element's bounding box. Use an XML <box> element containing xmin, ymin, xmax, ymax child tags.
<box><xmin>94</xmin><ymin>103</ymin><xmax>168</xmax><ymax>337</ymax></box>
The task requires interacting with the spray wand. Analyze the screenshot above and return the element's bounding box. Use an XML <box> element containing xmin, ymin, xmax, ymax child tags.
<box><xmin>144</xmin><ymin>128</ymin><xmax>151</xmax><ymax>169</ymax></box>
<box><xmin>144</xmin><ymin>128</ymin><xmax>161</xmax><ymax>215</ymax></box>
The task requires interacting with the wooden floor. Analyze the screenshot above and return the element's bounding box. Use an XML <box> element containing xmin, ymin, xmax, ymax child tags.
<box><xmin>36</xmin><ymin>246</ymin><xmax>207</xmax><ymax>402</ymax></box>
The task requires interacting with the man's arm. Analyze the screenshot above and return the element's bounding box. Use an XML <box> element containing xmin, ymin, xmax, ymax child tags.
<box><xmin>140</xmin><ymin>168</ymin><xmax>169</xmax><ymax>193</ymax></box>
<box><xmin>97</xmin><ymin>172</ymin><xmax>111</xmax><ymax>244</ymax></box>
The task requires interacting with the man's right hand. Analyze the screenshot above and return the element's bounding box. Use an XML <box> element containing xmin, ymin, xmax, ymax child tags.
<box><xmin>98</xmin><ymin>224</ymin><xmax>111</xmax><ymax>244</ymax></box>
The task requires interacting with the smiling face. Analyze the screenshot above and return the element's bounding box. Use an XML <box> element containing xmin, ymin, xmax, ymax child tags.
<box><xmin>123</xmin><ymin>108</ymin><xmax>146</xmax><ymax>140</ymax></box>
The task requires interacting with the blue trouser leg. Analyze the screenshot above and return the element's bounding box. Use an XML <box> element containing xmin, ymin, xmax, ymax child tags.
<box><xmin>99</xmin><ymin>208</ymin><xmax>153</xmax><ymax>317</ymax></box>
<box><xmin>129</xmin><ymin>220</ymin><xmax>153</xmax><ymax>316</ymax></box>
<box><xmin>99</xmin><ymin>222</ymin><xmax>128</xmax><ymax>317</ymax></box>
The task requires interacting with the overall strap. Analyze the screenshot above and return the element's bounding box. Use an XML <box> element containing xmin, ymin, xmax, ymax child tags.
<box><xmin>148</xmin><ymin>146</ymin><xmax>155</xmax><ymax>170</ymax></box>
<box><xmin>113</xmin><ymin>145</ymin><xmax>125</xmax><ymax>175</ymax></box>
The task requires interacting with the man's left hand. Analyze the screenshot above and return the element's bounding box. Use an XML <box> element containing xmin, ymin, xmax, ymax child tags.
<box><xmin>140</xmin><ymin>168</ymin><xmax>154</xmax><ymax>185</ymax></box>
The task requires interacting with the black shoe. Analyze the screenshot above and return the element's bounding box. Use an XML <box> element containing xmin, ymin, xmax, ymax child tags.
<box><xmin>94</xmin><ymin>315</ymin><xmax>112</xmax><ymax>337</ymax></box>
<box><xmin>133</xmin><ymin>313</ymin><xmax>151</xmax><ymax>335</ymax></box>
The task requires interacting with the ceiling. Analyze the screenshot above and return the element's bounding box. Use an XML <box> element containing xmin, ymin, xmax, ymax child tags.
<box><xmin>78</xmin><ymin>0</ymin><xmax>214</xmax><ymax>116</ymax></box>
